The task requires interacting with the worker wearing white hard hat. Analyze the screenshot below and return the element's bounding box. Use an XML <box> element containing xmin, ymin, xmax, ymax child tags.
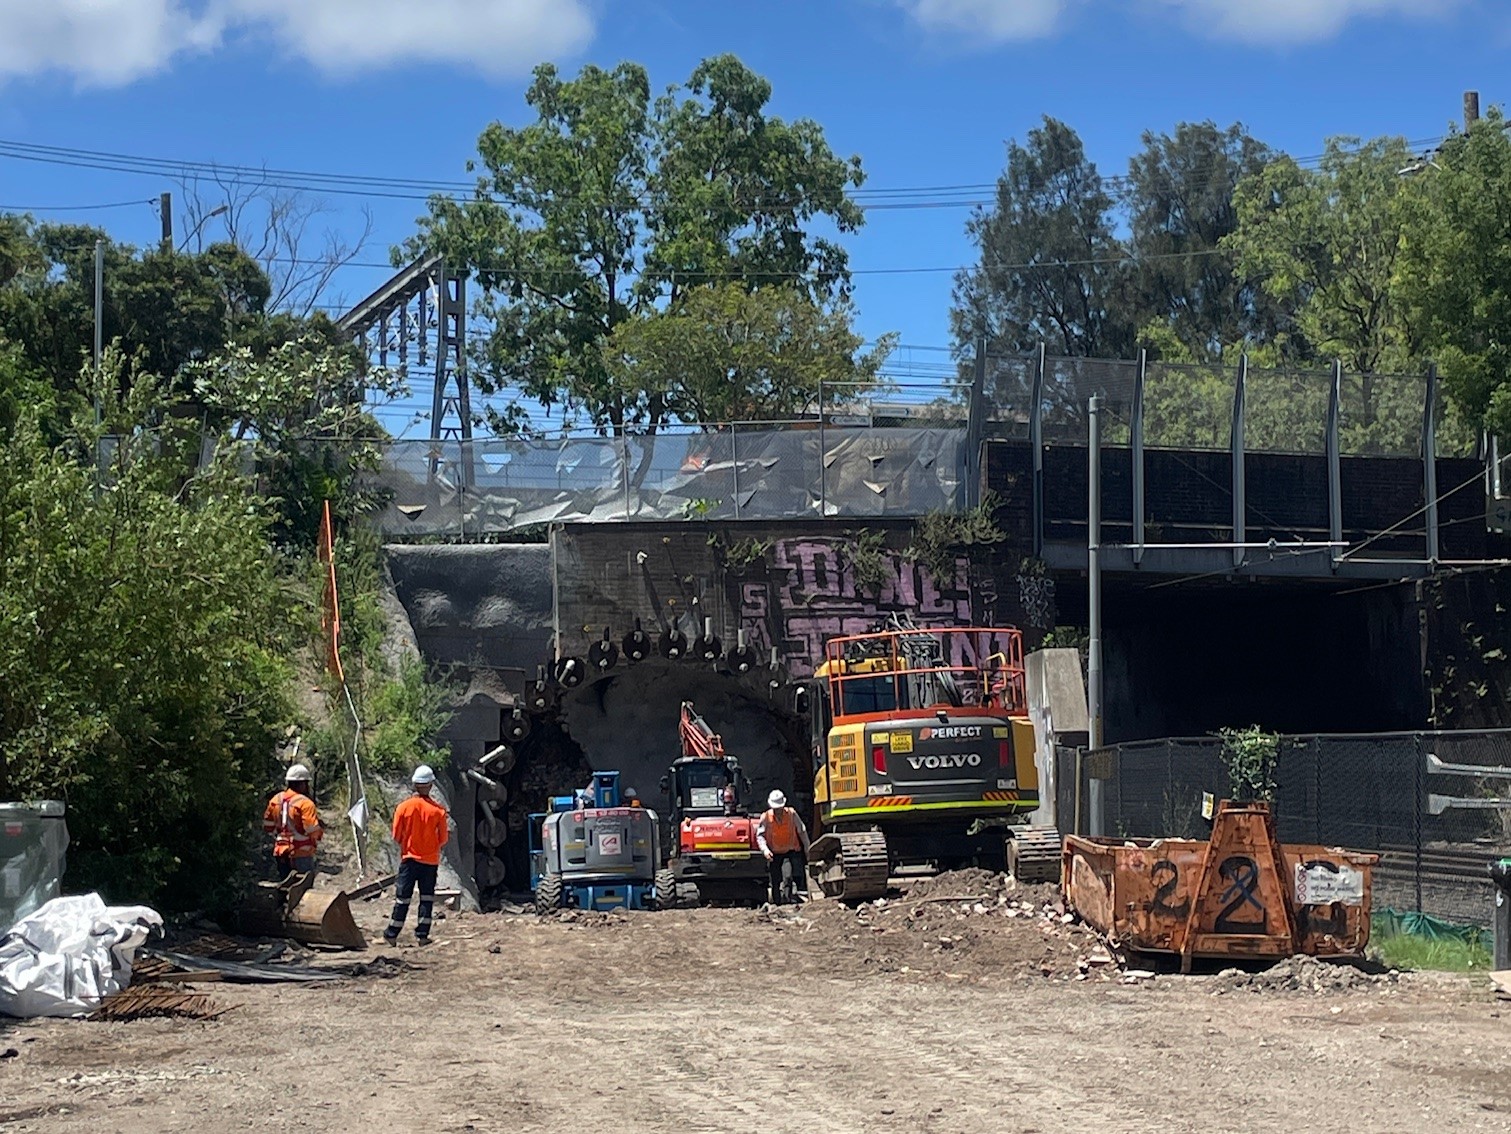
<box><xmin>756</xmin><ymin>790</ymin><xmax>811</xmax><ymax>905</ymax></box>
<box><xmin>262</xmin><ymin>761</ymin><xmax>323</xmax><ymax>877</ymax></box>
<box><xmin>385</xmin><ymin>763</ymin><xmax>450</xmax><ymax>946</ymax></box>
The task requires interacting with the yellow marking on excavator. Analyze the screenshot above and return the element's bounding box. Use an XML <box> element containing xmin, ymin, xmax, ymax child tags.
<box><xmin>828</xmin><ymin>799</ymin><xmax>1036</xmax><ymax>818</ymax></box>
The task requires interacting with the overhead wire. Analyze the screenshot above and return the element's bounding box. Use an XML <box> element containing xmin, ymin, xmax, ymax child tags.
<box><xmin>0</xmin><ymin>132</ymin><xmax>1451</xmax><ymax>215</ymax></box>
<box><xmin>0</xmin><ymin>197</ymin><xmax>157</xmax><ymax>212</ymax></box>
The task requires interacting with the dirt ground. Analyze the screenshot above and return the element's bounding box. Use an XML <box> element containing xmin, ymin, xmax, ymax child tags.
<box><xmin>2</xmin><ymin>871</ymin><xmax>1510</xmax><ymax>1134</ymax></box>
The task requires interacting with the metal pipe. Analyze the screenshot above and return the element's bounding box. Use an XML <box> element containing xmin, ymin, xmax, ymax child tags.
<box><xmin>1425</xmin><ymin>363</ymin><xmax>1440</xmax><ymax>564</ymax></box>
<box><xmin>1131</xmin><ymin>348</ymin><xmax>1146</xmax><ymax>566</ymax></box>
<box><xmin>550</xmin><ymin>525</ymin><xmax>561</xmax><ymax>663</ymax></box>
<box><xmin>1088</xmin><ymin>395</ymin><xmax>1103</xmax><ymax>752</ymax></box>
<box><xmin>818</xmin><ymin>379</ymin><xmax>826</xmax><ymax>516</ymax></box>
<box><xmin>731</xmin><ymin>420</ymin><xmax>740</xmax><ymax>519</ymax></box>
<box><xmin>1327</xmin><ymin>360</ymin><xmax>1343</xmax><ymax>566</ymax></box>
<box><xmin>1231</xmin><ymin>354</ymin><xmax>1248</xmax><ymax>569</ymax></box>
<box><xmin>1030</xmin><ymin>343</ymin><xmax>1046</xmax><ymax>557</ymax></box>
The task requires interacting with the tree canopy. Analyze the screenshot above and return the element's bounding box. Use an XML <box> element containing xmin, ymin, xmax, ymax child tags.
<box><xmin>404</xmin><ymin>55</ymin><xmax>871</xmax><ymax>434</ymax></box>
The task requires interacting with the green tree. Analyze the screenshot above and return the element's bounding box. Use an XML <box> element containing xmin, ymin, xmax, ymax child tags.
<box><xmin>1123</xmin><ymin>121</ymin><xmax>1280</xmax><ymax>363</ymax></box>
<box><xmin>1401</xmin><ymin>109</ymin><xmax>1511</xmax><ymax>436</ymax></box>
<box><xmin>403</xmin><ymin>55</ymin><xmax>866</xmax><ymax>435</ymax></box>
<box><xmin>0</xmin><ymin>217</ymin><xmax>277</xmax><ymax>429</ymax></box>
<box><xmin>0</xmin><ymin>355</ymin><xmax>297</xmax><ymax>910</ymax></box>
<box><xmin>953</xmin><ymin>117</ymin><xmax>1133</xmax><ymax>360</ymax></box>
<box><xmin>605</xmin><ymin>283</ymin><xmax>892</xmax><ymax>424</ymax></box>
<box><xmin>189</xmin><ymin>335</ymin><xmax>404</xmax><ymax>543</ymax></box>
<box><xmin>1225</xmin><ymin>136</ymin><xmax>1424</xmax><ymax>375</ymax></box>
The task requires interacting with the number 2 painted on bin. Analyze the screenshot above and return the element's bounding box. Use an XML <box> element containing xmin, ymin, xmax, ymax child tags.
<box><xmin>1214</xmin><ymin>855</ymin><xmax>1267</xmax><ymax>934</ymax></box>
<box><xmin>1148</xmin><ymin>859</ymin><xmax>1190</xmax><ymax>918</ymax></box>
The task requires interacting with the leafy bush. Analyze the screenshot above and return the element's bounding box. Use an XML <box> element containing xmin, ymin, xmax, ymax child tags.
<box><xmin>1217</xmin><ymin>725</ymin><xmax>1280</xmax><ymax>802</ymax></box>
<box><xmin>0</xmin><ymin>364</ymin><xmax>297</xmax><ymax>911</ymax></box>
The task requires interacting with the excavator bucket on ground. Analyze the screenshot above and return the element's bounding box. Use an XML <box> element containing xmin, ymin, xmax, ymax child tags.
<box><xmin>235</xmin><ymin>871</ymin><xmax>366</xmax><ymax>950</ymax></box>
<box><xmin>1062</xmin><ymin>800</ymin><xmax>1377</xmax><ymax>973</ymax></box>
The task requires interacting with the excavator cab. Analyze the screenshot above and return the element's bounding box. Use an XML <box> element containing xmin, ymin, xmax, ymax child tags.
<box><xmin>663</xmin><ymin>758</ymin><xmax>748</xmax><ymax>822</ymax></box>
<box><xmin>661</xmin><ymin>701</ymin><xmax>768</xmax><ymax>906</ymax></box>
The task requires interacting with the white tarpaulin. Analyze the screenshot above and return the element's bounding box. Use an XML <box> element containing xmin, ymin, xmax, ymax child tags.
<box><xmin>0</xmin><ymin>893</ymin><xmax>162</xmax><ymax>1018</ymax></box>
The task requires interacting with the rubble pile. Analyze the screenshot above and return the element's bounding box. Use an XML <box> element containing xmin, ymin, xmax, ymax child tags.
<box><xmin>1209</xmin><ymin>953</ymin><xmax>1400</xmax><ymax>995</ymax></box>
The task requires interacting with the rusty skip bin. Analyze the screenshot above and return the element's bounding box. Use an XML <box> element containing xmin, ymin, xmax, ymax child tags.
<box><xmin>1062</xmin><ymin>801</ymin><xmax>1379</xmax><ymax>973</ymax></box>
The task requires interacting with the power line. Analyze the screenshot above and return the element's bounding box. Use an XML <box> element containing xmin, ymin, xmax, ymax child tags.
<box><xmin>0</xmin><ymin>197</ymin><xmax>156</xmax><ymax>212</ymax></box>
<box><xmin>0</xmin><ymin>132</ymin><xmax>1451</xmax><ymax>216</ymax></box>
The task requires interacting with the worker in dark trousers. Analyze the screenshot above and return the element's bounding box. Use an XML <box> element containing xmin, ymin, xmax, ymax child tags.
<box><xmin>384</xmin><ymin>764</ymin><xmax>450</xmax><ymax>946</ymax></box>
<box><xmin>756</xmin><ymin>790</ymin><xmax>811</xmax><ymax>905</ymax></box>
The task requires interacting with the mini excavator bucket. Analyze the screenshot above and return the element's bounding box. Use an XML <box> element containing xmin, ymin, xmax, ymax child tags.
<box><xmin>235</xmin><ymin>871</ymin><xmax>366</xmax><ymax>950</ymax></box>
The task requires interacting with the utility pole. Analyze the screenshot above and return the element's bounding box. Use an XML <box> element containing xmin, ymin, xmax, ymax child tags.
<box><xmin>159</xmin><ymin>192</ymin><xmax>173</xmax><ymax>251</ymax></box>
<box><xmin>1465</xmin><ymin>91</ymin><xmax>1481</xmax><ymax>129</ymax></box>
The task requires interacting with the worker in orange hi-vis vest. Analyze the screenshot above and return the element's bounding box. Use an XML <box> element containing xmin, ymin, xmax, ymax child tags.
<box><xmin>263</xmin><ymin>764</ymin><xmax>324</xmax><ymax>877</ymax></box>
<box><xmin>384</xmin><ymin>765</ymin><xmax>451</xmax><ymax>946</ymax></box>
<box><xmin>756</xmin><ymin>790</ymin><xmax>811</xmax><ymax>906</ymax></box>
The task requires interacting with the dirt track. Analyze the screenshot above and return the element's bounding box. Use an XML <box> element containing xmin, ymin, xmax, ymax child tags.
<box><xmin>3</xmin><ymin>876</ymin><xmax>1510</xmax><ymax>1134</ymax></box>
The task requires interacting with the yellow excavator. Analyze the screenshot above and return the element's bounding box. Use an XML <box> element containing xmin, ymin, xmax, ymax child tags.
<box><xmin>799</xmin><ymin>620</ymin><xmax>1060</xmax><ymax>901</ymax></box>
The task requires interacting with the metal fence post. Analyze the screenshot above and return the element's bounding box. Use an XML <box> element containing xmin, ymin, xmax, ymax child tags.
<box><xmin>1327</xmin><ymin>361</ymin><xmax>1343</xmax><ymax>566</ymax></box>
<box><xmin>621</xmin><ymin>435</ymin><xmax>632</xmax><ymax>520</ymax></box>
<box><xmin>818</xmin><ymin>379</ymin><xmax>827</xmax><ymax>517</ymax></box>
<box><xmin>1030</xmin><ymin>344</ymin><xmax>1046</xmax><ymax>557</ymax></box>
<box><xmin>732</xmin><ymin>421</ymin><xmax>741</xmax><ymax>520</ymax></box>
<box><xmin>1424</xmin><ymin>364</ymin><xmax>1440</xmax><ymax>564</ymax></box>
<box><xmin>1414</xmin><ymin>732</ymin><xmax>1425</xmax><ymax>916</ymax></box>
<box><xmin>1074</xmin><ymin>746</ymin><xmax>1084</xmax><ymax>837</ymax></box>
<box><xmin>1231</xmin><ymin>354</ymin><xmax>1248</xmax><ymax>569</ymax></box>
<box><xmin>1132</xmin><ymin>348</ymin><xmax>1147</xmax><ymax>566</ymax></box>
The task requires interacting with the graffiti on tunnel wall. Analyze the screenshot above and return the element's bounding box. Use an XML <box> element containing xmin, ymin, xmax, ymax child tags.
<box><xmin>734</xmin><ymin>538</ymin><xmax>993</xmax><ymax>676</ymax></box>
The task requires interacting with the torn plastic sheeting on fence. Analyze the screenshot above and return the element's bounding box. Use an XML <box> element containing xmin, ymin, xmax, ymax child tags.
<box><xmin>0</xmin><ymin>893</ymin><xmax>162</xmax><ymax>1019</ymax></box>
<box><xmin>369</xmin><ymin>427</ymin><xmax>966</xmax><ymax>534</ymax></box>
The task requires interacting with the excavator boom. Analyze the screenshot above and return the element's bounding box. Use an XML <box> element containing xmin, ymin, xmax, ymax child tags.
<box><xmin>679</xmin><ymin>700</ymin><xmax>726</xmax><ymax>760</ymax></box>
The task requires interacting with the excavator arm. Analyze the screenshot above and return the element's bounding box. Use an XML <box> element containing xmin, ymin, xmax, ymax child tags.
<box><xmin>679</xmin><ymin>701</ymin><xmax>726</xmax><ymax>760</ymax></box>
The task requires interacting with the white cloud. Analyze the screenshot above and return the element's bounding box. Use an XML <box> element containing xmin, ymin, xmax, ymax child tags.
<box><xmin>222</xmin><ymin>0</ymin><xmax>595</xmax><ymax>79</ymax></box>
<box><xmin>897</xmin><ymin>0</ymin><xmax>1069</xmax><ymax>42</ymax></box>
<box><xmin>0</xmin><ymin>0</ymin><xmax>594</xmax><ymax>88</ymax></box>
<box><xmin>0</xmin><ymin>0</ymin><xmax>221</xmax><ymax>87</ymax></box>
<box><xmin>1148</xmin><ymin>0</ymin><xmax>1463</xmax><ymax>44</ymax></box>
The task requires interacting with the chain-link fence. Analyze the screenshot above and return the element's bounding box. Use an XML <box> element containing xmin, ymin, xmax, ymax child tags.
<box><xmin>1054</xmin><ymin>729</ymin><xmax>1511</xmax><ymax>926</ymax></box>
<box><xmin>975</xmin><ymin>349</ymin><xmax>1481</xmax><ymax>459</ymax></box>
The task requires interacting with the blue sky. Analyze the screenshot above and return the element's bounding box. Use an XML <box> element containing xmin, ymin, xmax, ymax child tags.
<box><xmin>0</xmin><ymin>0</ymin><xmax>1503</xmax><ymax>435</ymax></box>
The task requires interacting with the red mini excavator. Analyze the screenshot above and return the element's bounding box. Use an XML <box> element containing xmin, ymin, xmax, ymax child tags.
<box><xmin>658</xmin><ymin>702</ymin><xmax>768</xmax><ymax>906</ymax></box>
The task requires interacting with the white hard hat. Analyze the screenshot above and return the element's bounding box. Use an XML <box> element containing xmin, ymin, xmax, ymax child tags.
<box><xmin>285</xmin><ymin>763</ymin><xmax>311</xmax><ymax>783</ymax></box>
<box><xmin>412</xmin><ymin>764</ymin><xmax>436</xmax><ymax>785</ymax></box>
<box><xmin>768</xmin><ymin>790</ymin><xmax>787</xmax><ymax>809</ymax></box>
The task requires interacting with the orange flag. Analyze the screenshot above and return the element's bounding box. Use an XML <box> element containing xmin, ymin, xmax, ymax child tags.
<box><xmin>317</xmin><ymin>500</ymin><xmax>345</xmax><ymax>682</ymax></box>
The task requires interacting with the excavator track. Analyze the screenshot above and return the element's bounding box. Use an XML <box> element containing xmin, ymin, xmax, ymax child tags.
<box><xmin>807</xmin><ymin>830</ymin><xmax>890</xmax><ymax>902</ymax></box>
<box><xmin>1008</xmin><ymin>825</ymin><xmax>1063</xmax><ymax>885</ymax></box>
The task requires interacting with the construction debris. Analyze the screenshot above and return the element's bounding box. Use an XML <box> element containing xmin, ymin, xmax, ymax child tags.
<box><xmin>144</xmin><ymin>949</ymin><xmax>347</xmax><ymax>983</ymax></box>
<box><xmin>90</xmin><ymin>984</ymin><xmax>232</xmax><ymax>1022</ymax></box>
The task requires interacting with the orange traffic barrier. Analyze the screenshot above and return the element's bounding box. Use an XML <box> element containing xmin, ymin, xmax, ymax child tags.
<box><xmin>1062</xmin><ymin>801</ymin><xmax>1378</xmax><ymax>972</ymax></box>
